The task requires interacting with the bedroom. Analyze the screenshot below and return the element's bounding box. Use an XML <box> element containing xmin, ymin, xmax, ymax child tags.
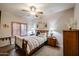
<box><xmin>0</xmin><ymin>3</ymin><xmax>78</xmax><ymax>56</ymax></box>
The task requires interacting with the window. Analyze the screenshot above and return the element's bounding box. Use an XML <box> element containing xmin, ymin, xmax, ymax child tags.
<box><xmin>12</xmin><ymin>22</ymin><xmax>27</xmax><ymax>36</ymax></box>
<box><xmin>21</xmin><ymin>24</ymin><xmax>27</xmax><ymax>36</ymax></box>
<box><xmin>12</xmin><ymin>23</ymin><xmax>20</xmax><ymax>36</ymax></box>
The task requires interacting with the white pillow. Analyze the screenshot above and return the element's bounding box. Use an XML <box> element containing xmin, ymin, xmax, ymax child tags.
<box><xmin>38</xmin><ymin>33</ymin><xmax>46</xmax><ymax>37</ymax></box>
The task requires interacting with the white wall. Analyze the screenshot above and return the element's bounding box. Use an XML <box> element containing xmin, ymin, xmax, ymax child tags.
<box><xmin>45</xmin><ymin>8</ymin><xmax>74</xmax><ymax>47</ymax></box>
<box><xmin>0</xmin><ymin>11</ymin><xmax>27</xmax><ymax>37</ymax></box>
<box><xmin>74</xmin><ymin>4</ymin><xmax>79</xmax><ymax>29</ymax></box>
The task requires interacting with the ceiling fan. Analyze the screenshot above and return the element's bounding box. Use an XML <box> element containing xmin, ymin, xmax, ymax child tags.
<box><xmin>21</xmin><ymin>6</ymin><xmax>43</xmax><ymax>17</ymax></box>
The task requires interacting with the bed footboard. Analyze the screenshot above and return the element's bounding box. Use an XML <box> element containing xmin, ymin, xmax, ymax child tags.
<box><xmin>15</xmin><ymin>36</ymin><xmax>28</xmax><ymax>55</ymax></box>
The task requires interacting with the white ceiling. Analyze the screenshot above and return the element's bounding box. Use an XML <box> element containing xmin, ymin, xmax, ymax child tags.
<box><xmin>0</xmin><ymin>3</ymin><xmax>75</xmax><ymax>18</ymax></box>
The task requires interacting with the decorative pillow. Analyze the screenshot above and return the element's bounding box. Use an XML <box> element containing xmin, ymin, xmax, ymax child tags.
<box><xmin>38</xmin><ymin>33</ymin><xmax>46</xmax><ymax>38</ymax></box>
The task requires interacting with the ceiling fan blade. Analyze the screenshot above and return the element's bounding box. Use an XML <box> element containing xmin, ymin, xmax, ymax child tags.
<box><xmin>21</xmin><ymin>9</ymin><xmax>29</xmax><ymax>12</ymax></box>
<box><xmin>37</xmin><ymin>11</ymin><xmax>43</xmax><ymax>14</ymax></box>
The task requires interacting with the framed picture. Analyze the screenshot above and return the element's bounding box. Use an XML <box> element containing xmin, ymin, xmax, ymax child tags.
<box><xmin>36</xmin><ymin>21</ymin><xmax>47</xmax><ymax>29</ymax></box>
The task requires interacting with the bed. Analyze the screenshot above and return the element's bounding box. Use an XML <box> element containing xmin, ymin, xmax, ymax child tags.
<box><xmin>15</xmin><ymin>30</ymin><xmax>48</xmax><ymax>56</ymax></box>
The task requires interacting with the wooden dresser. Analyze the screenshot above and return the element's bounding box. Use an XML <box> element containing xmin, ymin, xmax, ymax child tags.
<box><xmin>47</xmin><ymin>36</ymin><xmax>56</xmax><ymax>47</ymax></box>
<box><xmin>63</xmin><ymin>30</ymin><xmax>79</xmax><ymax>56</ymax></box>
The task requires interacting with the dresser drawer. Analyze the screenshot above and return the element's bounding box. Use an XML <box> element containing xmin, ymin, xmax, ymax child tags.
<box><xmin>48</xmin><ymin>38</ymin><xmax>56</xmax><ymax>47</ymax></box>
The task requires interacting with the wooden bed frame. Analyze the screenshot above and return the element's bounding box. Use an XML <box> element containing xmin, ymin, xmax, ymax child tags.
<box><xmin>15</xmin><ymin>30</ymin><xmax>48</xmax><ymax>56</ymax></box>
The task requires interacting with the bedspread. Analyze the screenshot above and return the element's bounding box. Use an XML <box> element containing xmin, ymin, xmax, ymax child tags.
<box><xmin>16</xmin><ymin>36</ymin><xmax>47</xmax><ymax>54</ymax></box>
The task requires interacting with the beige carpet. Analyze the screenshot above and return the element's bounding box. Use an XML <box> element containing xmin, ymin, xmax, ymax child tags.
<box><xmin>0</xmin><ymin>45</ymin><xmax>15</xmax><ymax>56</ymax></box>
<box><xmin>0</xmin><ymin>44</ymin><xmax>63</xmax><ymax>56</ymax></box>
<box><xmin>32</xmin><ymin>45</ymin><xmax>63</xmax><ymax>56</ymax></box>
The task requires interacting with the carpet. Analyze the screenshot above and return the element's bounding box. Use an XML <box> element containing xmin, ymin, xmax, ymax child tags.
<box><xmin>0</xmin><ymin>44</ymin><xmax>15</xmax><ymax>56</ymax></box>
<box><xmin>32</xmin><ymin>45</ymin><xmax>63</xmax><ymax>56</ymax></box>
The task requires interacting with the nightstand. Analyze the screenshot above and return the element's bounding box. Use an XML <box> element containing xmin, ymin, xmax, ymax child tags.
<box><xmin>47</xmin><ymin>36</ymin><xmax>56</xmax><ymax>47</ymax></box>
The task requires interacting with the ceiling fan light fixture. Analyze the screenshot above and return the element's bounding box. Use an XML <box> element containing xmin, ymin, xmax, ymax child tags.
<box><xmin>21</xmin><ymin>5</ymin><xmax>43</xmax><ymax>17</ymax></box>
<box><xmin>30</xmin><ymin>6</ymin><xmax>36</xmax><ymax>12</ymax></box>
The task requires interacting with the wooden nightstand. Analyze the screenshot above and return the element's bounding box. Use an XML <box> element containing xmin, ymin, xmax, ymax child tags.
<box><xmin>47</xmin><ymin>36</ymin><xmax>56</xmax><ymax>47</ymax></box>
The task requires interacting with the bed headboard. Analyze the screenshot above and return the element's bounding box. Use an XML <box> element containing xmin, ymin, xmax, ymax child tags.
<box><xmin>36</xmin><ymin>30</ymin><xmax>48</xmax><ymax>37</ymax></box>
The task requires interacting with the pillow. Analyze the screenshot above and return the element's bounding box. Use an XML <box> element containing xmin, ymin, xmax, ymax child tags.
<box><xmin>38</xmin><ymin>33</ymin><xmax>46</xmax><ymax>38</ymax></box>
